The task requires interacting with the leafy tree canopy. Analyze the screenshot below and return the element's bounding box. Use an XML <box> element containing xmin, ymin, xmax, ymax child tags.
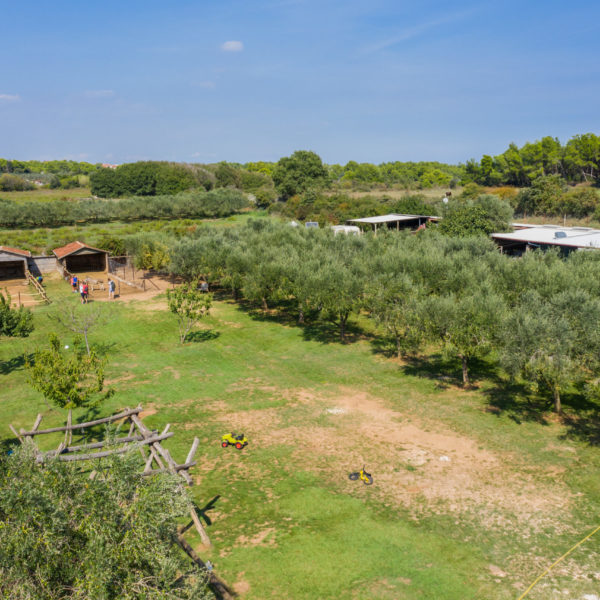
<box><xmin>272</xmin><ymin>150</ymin><xmax>328</xmax><ymax>199</ymax></box>
<box><xmin>0</xmin><ymin>447</ymin><xmax>210</xmax><ymax>600</ymax></box>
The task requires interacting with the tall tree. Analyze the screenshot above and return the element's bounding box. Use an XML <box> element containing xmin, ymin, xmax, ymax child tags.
<box><xmin>272</xmin><ymin>150</ymin><xmax>328</xmax><ymax>199</ymax></box>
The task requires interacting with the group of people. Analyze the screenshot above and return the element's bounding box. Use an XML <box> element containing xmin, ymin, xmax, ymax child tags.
<box><xmin>69</xmin><ymin>275</ymin><xmax>117</xmax><ymax>303</ymax></box>
<box><xmin>70</xmin><ymin>275</ymin><xmax>89</xmax><ymax>303</ymax></box>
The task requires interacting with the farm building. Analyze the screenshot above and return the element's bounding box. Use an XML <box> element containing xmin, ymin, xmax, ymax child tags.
<box><xmin>0</xmin><ymin>246</ymin><xmax>32</xmax><ymax>280</ymax></box>
<box><xmin>53</xmin><ymin>241</ymin><xmax>108</xmax><ymax>273</ymax></box>
<box><xmin>491</xmin><ymin>225</ymin><xmax>600</xmax><ymax>255</ymax></box>
<box><xmin>347</xmin><ymin>214</ymin><xmax>438</xmax><ymax>233</ymax></box>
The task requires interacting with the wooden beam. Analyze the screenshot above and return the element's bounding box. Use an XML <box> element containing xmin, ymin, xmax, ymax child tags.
<box><xmin>44</xmin><ymin>433</ymin><xmax>154</xmax><ymax>456</ymax></box>
<box><xmin>31</xmin><ymin>414</ymin><xmax>43</xmax><ymax>432</ymax></box>
<box><xmin>64</xmin><ymin>409</ymin><xmax>72</xmax><ymax>446</ymax></box>
<box><xmin>9</xmin><ymin>424</ymin><xmax>24</xmax><ymax>443</ymax></box>
<box><xmin>186</xmin><ymin>437</ymin><xmax>200</xmax><ymax>465</ymax></box>
<box><xmin>143</xmin><ymin>460</ymin><xmax>197</xmax><ymax>476</ymax></box>
<box><xmin>36</xmin><ymin>432</ymin><xmax>174</xmax><ymax>462</ymax></box>
<box><xmin>20</xmin><ymin>406</ymin><xmax>143</xmax><ymax>436</ymax></box>
<box><xmin>176</xmin><ymin>535</ymin><xmax>235</xmax><ymax>600</ymax></box>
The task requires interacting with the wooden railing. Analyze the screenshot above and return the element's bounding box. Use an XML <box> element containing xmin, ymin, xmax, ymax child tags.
<box><xmin>25</xmin><ymin>270</ymin><xmax>51</xmax><ymax>304</ymax></box>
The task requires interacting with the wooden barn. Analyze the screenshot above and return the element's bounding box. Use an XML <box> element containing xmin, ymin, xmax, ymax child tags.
<box><xmin>53</xmin><ymin>241</ymin><xmax>108</xmax><ymax>273</ymax></box>
<box><xmin>0</xmin><ymin>246</ymin><xmax>32</xmax><ymax>280</ymax></box>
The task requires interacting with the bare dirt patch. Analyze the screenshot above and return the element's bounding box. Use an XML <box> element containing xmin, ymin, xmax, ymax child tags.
<box><xmin>139</xmin><ymin>405</ymin><xmax>158</xmax><ymax>420</ymax></box>
<box><xmin>105</xmin><ymin>372</ymin><xmax>136</xmax><ymax>385</ymax></box>
<box><xmin>236</xmin><ymin>527</ymin><xmax>276</xmax><ymax>547</ymax></box>
<box><xmin>164</xmin><ymin>366</ymin><xmax>181</xmax><ymax>380</ymax></box>
<box><xmin>248</xmin><ymin>387</ymin><xmax>572</xmax><ymax>533</ymax></box>
<box><xmin>213</xmin><ymin>407</ymin><xmax>283</xmax><ymax>434</ymax></box>
<box><xmin>233</xmin><ymin>577</ymin><xmax>250</xmax><ymax>595</ymax></box>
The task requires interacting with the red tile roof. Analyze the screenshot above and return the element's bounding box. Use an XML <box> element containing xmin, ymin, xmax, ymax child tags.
<box><xmin>53</xmin><ymin>241</ymin><xmax>108</xmax><ymax>259</ymax></box>
<box><xmin>0</xmin><ymin>245</ymin><xmax>32</xmax><ymax>258</ymax></box>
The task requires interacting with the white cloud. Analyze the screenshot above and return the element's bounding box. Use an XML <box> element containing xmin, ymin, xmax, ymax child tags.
<box><xmin>0</xmin><ymin>94</ymin><xmax>20</xmax><ymax>102</ymax></box>
<box><xmin>221</xmin><ymin>40</ymin><xmax>244</xmax><ymax>52</ymax></box>
<box><xmin>197</xmin><ymin>81</ymin><xmax>216</xmax><ymax>89</ymax></box>
<box><xmin>84</xmin><ymin>89</ymin><xmax>115</xmax><ymax>98</ymax></box>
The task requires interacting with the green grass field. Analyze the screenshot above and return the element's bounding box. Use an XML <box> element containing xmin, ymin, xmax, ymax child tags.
<box><xmin>2</xmin><ymin>278</ymin><xmax>600</xmax><ymax>599</ymax></box>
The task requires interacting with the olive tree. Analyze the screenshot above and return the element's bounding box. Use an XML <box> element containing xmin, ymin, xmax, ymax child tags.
<box><xmin>501</xmin><ymin>290</ymin><xmax>600</xmax><ymax>413</ymax></box>
<box><xmin>424</xmin><ymin>288</ymin><xmax>505</xmax><ymax>386</ymax></box>
<box><xmin>0</xmin><ymin>446</ymin><xmax>210</xmax><ymax>600</ymax></box>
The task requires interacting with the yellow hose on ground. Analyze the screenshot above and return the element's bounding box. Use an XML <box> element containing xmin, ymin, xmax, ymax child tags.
<box><xmin>516</xmin><ymin>523</ymin><xmax>600</xmax><ymax>600</ymax></box>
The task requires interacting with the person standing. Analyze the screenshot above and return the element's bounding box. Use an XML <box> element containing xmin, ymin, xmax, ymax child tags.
<box><xmin>72</xmin><ymin>275</ymin><xmax>78</xmax><ymax>292</ymax></box>
<box><xmin>82</xmin><ymin>281</ymin><xmax>89</xmax><ymax>304</ymax></box>
<box><xmin>108</xmin><ymin>278</ymin><xmax>115</xmax><ymax>301</ymax></box>
<box><xmin>79</xmin><ymin>281</ymin><xmax>85</xmax><ymax>304</ymax></box>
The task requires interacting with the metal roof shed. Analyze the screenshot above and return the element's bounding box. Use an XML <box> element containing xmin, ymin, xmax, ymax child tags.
<box><xmin>491</xmin><ymin>225</ymin><xmax>600</xmax><ymax>255</ymax></box>
<box><xmin>347</xmin><ymin>213</ymin><xmax>437</xmax><ymax>233</ymax></box>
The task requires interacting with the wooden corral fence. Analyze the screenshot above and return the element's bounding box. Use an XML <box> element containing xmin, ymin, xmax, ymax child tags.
<box><xmin>25</xmin><ymin>269</ymin><xmax>51</xmax><ymax>304</ymax></box>
<box><xmin>9</xmin><ymin>405</ymin><xmax>235</xmax><ymax>600</ymax></box>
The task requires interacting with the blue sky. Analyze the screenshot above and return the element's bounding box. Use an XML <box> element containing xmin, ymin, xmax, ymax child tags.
<box><xmin>1</xmin><ymin>0</ymin><xmax>598</xmax><ymax>165</ymax></box>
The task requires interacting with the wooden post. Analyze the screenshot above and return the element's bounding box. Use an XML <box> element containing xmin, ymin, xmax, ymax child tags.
<box><xmin>65</xmin><ymin>409</ymin><xmax>72</xmax><ymax>446</ymax></box>
<box><xmin>118</xmin><ymin>281</ymin><xmax>121</xmax><ymax>297</ymax></box>
<box><xmin>17</xmin><ymin>292</ymin><xmax>21</xmax><ymax>307</ymax></box>
<box><xmin>176</xmin><ymin>535</ymin><xmax>236</xmax><ymax>600</ymax></box>
<box><xmin>32</xmin><ymin>414</ymin><xmax>43</xmax><ymax>432</ymax></box>
<box><xmin>143</xmin><ymin>279</ymin><xmax>146</xmax><ymax>292</ymax></box>
<box><xmin>9</xmin><ymin>424</ymin><xmax>23</xmax><ymax>443</ymax></box>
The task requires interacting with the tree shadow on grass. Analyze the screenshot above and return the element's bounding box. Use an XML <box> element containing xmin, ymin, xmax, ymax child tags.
<box><xmin>400</xmin><ymin>353</ymin><xmax>468</xmax><ymax>390</ymax></box>
<box><xmin>299</xmin><ymin>319</ymin><xmax>367</xmax><ymax>345</ymax></box>
<box><xmin>234</xmin><ymin>298</ymin><xmax>368</xmax><ymax>345</ymax></box>
<box><xmin>0</xmin><ymin>436</ymin><xmax>19</xmax><ymax>456</ymax></box>
<box><xmin>0</xmin><ymin>352</ymin><xmax>33</xmax><ymax>375</ymax></box>
<box><xmin>480</xmin><ymin>376</ymin><xmax>550</xmax><ymax>426</ymax></box>
<box><xmin>480</xmin><ymin>371</ymin><xmax>600</xmax><ymax>442</ymax></box>
<box><xmin>185</xmin><ymin>329</ymin><xmax>220</xmax><ymax>343</ymax></box>
<box><xmin>180</xmin><ymin>495</ymin><xmax>221</xmax><ymax>532</ymax></box>
<box><xmin>561</xmin><ymin>409</ymin><xmax>600</xmax><ymax>445</ymax></box>
<box><xmin>91</xmin><ymin>341</ymin><xmax>117</xmax><ymax>358</ymax></box>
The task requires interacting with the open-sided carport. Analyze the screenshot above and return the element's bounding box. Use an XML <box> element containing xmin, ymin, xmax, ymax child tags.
<box><xmin>53</xmin><ymin>241</ymin><xmax>108</xmax><ymax>273</ymax></box>
<box><xmin>0</xmin><ymin>246</ymin><xmax>31</xmax><ymax>280</ymax></box>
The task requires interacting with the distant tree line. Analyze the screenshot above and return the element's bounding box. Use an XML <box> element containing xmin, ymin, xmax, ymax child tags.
<box><xmin>0</xmin><ymin>189</ymin><xmax>248</xmax><ymax>229</ymax></box>
<box><xmin>466</xmin><ymin>133</ymin><xmax>600</xmax><ymax>186</ymax></box>
<box><xmin>0</xmin><ymin>158</ymin><xmax>98</xmax><ymax>176</ymax></box>
<box><xmin>90</xmin><ymin>160</ymin><xmax>276</xmax><ymax>202</ymax></box>
<box><xmin>123</xmin><ymin>220</ymin><xmax>600</xmax><ymax>414</ymax></box>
